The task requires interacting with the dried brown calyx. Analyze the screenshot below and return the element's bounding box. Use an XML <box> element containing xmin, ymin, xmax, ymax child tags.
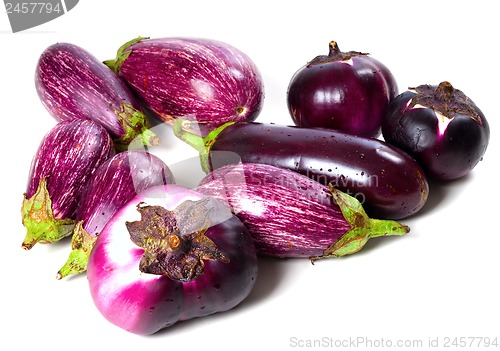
<box><xmin>126</xmin><ymin>197</ymin><xmax>229</xmax><ymax>282</ymax></box>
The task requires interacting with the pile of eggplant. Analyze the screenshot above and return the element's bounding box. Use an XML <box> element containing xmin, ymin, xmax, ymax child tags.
<box><xmin>21</xmin><ymin>36</ymin><xmax>489</xmax><ymax>335</ymax></box>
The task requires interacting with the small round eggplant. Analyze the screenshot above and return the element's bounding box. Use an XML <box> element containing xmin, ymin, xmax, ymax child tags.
<box><xmin>57</xmin><ymin>151</ymin><xmax>175</xmax><ymax>279</ymax></box>
<box><xmin>21</xmin><ymin>120</ymin><xmax>115</xmax><ymax>250</ymax></box>
<box><xmin>87</xmin><ymin>185</ymin><xmax>258</xmax><ymax>335</ymax></box>
<box><xmin>197</xmin><ymin>163</ymin><xmax>409</xmax><ymax>259</ymax></box>
<box><xmin>381</xmin><ymin>81</ymin><xmax>490</xmax><ymax>180</ymax></box>
<box><xmin>35</xmin><ymin>42</ymin><xmax>159</xmax><ymax>148</ymax></box>
<box><xmin>287</xmin><ymin>41</ymin><xmax>398</xmax><ymax>138</ymax></box>
<box><xmin>105</xmin><ymin>36</ymin><xmax>264</xmax><ymax>136</ymax></box>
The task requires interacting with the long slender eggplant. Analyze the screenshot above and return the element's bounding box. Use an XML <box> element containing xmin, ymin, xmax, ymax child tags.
<box><xmin>57</xmin><ymin>151</ymin><xmax>176</xmax><ymax>279</ymax></box>
<box><xmin>196</xmin><ymin>163</ymin><xmax>409</xmax><ymax>259</ymax></box>
<box><xmin>105</xmin><ymin>37</ymin><xmax>264</xmax><ymax>136</ymax></box>
<box><xmin>174</xmin><ymin>119</ymin><xmax>429</xmax><ymax>220</ymax></box>
<box><xmin>22</xmin><ymin>120</ymin><xmax>115</xmax><ymax>250</ymax></box>
<box><xmin>87</xmin><ymin>185</ymin><xmax>258</xmax><ymax>335</ymax></box>
<box><xmin>35</xmin><ymin>42</ymin><xmax>159</xmax><ymax>149</ymax></box>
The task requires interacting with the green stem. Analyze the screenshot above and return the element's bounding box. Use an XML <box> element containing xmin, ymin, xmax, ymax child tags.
<box><xmin>113</xmin><ymin>103</ymin><xmax>160</xmax><ymax>150</ymax></box>
<box><xmin>21</xmin><ymin>177</ymin><xmax>75</xmax><ymax>250</ymax></box>
<box><xmin>56</xmin><ymin>221</ymin><xmax>97</xmax><ymax>280</ymax></box>
<box><xmin>104</xmin><ymin>36</ymin><xmax>148</xmax><ymax>73</ymax></box>
<box><xmin>310</xmin><ymin>185</ymin><xmax>410</xmax><ymax>262</ymax></box>
<box><xmin>172</xmin><ymin>118</ymin><xmax>235</xmax><ymax>173</ymax></box>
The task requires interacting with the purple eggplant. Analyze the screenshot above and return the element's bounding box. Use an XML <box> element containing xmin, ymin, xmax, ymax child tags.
<box><xmin>174</xmin><ymin>119</ymin><xmax>429</xmax><ymax>220</ymax></box>
<box><xmin>104</xmin><ymin>37</ymin><xmax>264</xmax><ymax>136</ymax></box>
<box><xmin>56</xmin><ymin>151</ymin><xmax>175</xmax><ymax>279</ymax></box>
<box><xmin>287</xmin><ymin>40</ymin><xmax>398</xmax><ymax>138</ymax></box>
<box><xmin>381</xmin><ymin>81</ymin><xmax>490</xmax><ymax>180</ymax></box>
<box><xmin>22</xmin><ymin>119</ymin><xmax>114</xmax><ymax>250</ymax></box>
<box><xmin>196</xmin><ymin>163</ymin><xmax>409</xmax><ymax>259</ymax></box>
<box><xmin>35</xmin><ymin>42</ymin><xmax>159</xmax><ymax>148</ymax></box>
<box><xmin>86</xmin><ymin>185</ymin><xmax>258</xmax><ymax>335</ymax></box>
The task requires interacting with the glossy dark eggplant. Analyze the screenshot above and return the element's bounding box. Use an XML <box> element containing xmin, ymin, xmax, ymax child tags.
<box><xmin>105</xmin><ymin>37</ymin><xmax>264</xmax><ymax>136</ymax></box>
<box><xmin>35</xmin><ymin>42</ymin><xmax>159</xmax><ymax>148</ymax></box>
<box><xmin>87</xmin><ymin>185</ymin><xmax>258</xmax><ymax>335</ymax></box>
<box><xmin>57</xmin><ymin>151</ymin><xmax>175</xmax><ymax>279</ymax></box>
<box><xmin>22</xmin><ymin>120</ymin><xmax>115</xmax><ymax>250</ymax></box>
<box><xmin>287</xmin><ymin>41</ymin><xmax>398</xmax><ymax>138</ymax></box>
<box><xmin>381</xmin><ymin>81</ymin><xmax>490</xmax><ymax>180</ymax></box>
<box><xmin>175</xmin><ymin>120</ymin><xmax>429</xmax><ymax>220</ymax></box>
<box><xmin>197</xmin><ymin>163</ymin><xmax>409</xmax><ymax>259</ymax></box>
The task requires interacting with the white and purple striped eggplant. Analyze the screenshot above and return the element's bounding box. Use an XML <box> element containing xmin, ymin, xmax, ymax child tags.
<box><xmin>105</xmin><ymin>37</ymin><xmax>264</xmax><ymax>136</ymax></box>
<box><xmin>196</xmin><ymin>163</ymin><xmax>410</xmax><ymax>260</ymax></box>
<box><xmin>35</xmin><ymin>42</ymin><xmax>159</xmax><ymax>149</ymax></box>
<box><xmin>56</xmin><ymin>151</ymin><xmax>176</xmax><ymax>279</ymax></box>
<box><xmin>22</xmin><ymin>120</ymin><xmax>115</xmax><ymax>250</ymax></box>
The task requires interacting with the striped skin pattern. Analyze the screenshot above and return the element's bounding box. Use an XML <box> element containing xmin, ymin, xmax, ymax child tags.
<box><xmin>196</xmin><ymin>163</ymin><xmax>351</xmax><ymax>258</ymax></box>
<box><xmin>35</xmin><ymin>43</ymin><xmax>148</xmax><ymax>140</ymax></box>
<box><xmin>26</xmin><ymin>119</ymin><xmax>115</xmax><ymax>219</ymax></box>
<box><xmin>76</xmin><ymin>151</ymin><xmax>175</xmax><ymax>237</ymax></box>
<box><xmin>117</xmin><ymin>38</ymin><xmax>264</xmax><ymax>136</ymax></box>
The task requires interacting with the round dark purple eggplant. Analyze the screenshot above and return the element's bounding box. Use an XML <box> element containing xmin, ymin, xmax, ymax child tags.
<box><xmin>287</xmin><ymin>40</ymin><xmax>398</xmax><ymax>138</ymax></box>
<box><xmin>35</xmin><ymin>42</ymin><xmax>159</xmax><ymax>148</ymax></box>
<box><xmin>87</xmin><ymin>185</ymin><xmax>258</xmax><ymax>335</ymax></box>
<box><xmin>197</xmin><ymin>163</ymin><xmax>409</xmax><ymax>259</ymax></box>
<box><xmin>175</xmin><ymin>120</ymin><xmax>429</xmax><ymax>220</ymax></box>
<box><xmin>105</xmin><ymin>37</ymin><xmax>264</xmax><ymax>136</ymax></box>
<box><xmin>21</xmin><ymin>119</ymin><xmax>115</xmax><ymax>250</ymax></box>
<box><xmin>381</xmin><ymin>81</ymin><xmax>490</xmax><ymax>180</ymax></box>
<box><xmin>57</xmin><ymin>151</ymin><xmax>176</xmax><ymax>279</ymax></box>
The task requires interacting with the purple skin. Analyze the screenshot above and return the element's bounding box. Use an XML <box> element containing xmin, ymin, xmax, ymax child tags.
<box><xmin>381</xmin><ymin>82</ymin><xmax>490</xmax><ymax>180</ymax></box>
<box><xmin>57</xmin><ymin>151</ymin><xmax>176</xmax><ymax>279</ymax></box>
<box><xmin>196</xmin><ymin>163</ymin><xmax>409</xmax><ymax>259</ymax></box>
<box><xmin>174</xmin><ymin>120</ymin><xmax>429</xmax><ymax>220</ymax></box>
<box><xmin>105</xmin><ymin>37</ymin><xmax>265</xmax><ymax>136</ymax></box>
<box><xmin>87</xmin><ymin>185</ymin><xmax>258</xmax><ymax>335</ymax></box>
<box><xmin>22</xmin><ymin>119</ymin><xmax>115</xmax><ymax>250</ymax></box>
<box><xmin>35</xmin><ymin>42</ymin><xmax>158</xmax><ymax>148</ymax></box>
<box><xmin>287</xmin><ymin>41</ymin><xmax>398</xmax><ymax>138</ymax></box>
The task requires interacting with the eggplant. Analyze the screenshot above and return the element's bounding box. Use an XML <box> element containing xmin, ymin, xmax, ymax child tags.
<box><xmin>381</xmin><ymin>81</ymin><xmax>490</xmax><ymax>180</ymax></box>
<box><xmin>35</xmin><ymin>42</ymin><xmax>159</xmax><ymax>149</ymax></box>
<box><xmin>22</xmin><ymin>119</ymin><xmax>115</xmax><ymax>250</ymax></box>
<box><xmin>287</xmin><ymin>40</ymin><xmax>398</xmax><ymax>138</ymax></box>
<box><xmin>87</xmin><ymin>185</ymin><xmax>258</xmax><ymax>335</ymax></box>
<box><xmin>174</xmin><ymin>119</ymin><xmax>429</xmax><ymax>220</ymax></box>
<box><xmin>57</xmin><ymin>151</ymin><xmax>176</xmax><ymax>279</ymax></box>
<box><xmin>105</xmin><ymin>37</ymin><xmax>264</xmax><ymax>136</ymax></box>
<box><xmin>196</xmin><ymin>163</ymin><xmax>409</xmax><ymax>259</ymax></box>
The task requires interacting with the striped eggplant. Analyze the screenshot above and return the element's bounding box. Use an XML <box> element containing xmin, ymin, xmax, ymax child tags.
<box><xmin>35</xmin><ymin>42</ymin><xmax>159</xmax><ymax>149</ymax></box>
<box><xmin>175</xmin><ymin>119</ymin><xmax>429</xmax><ymax>220</ymax></box>
<box><xmin>196</xmin><ymin>163</ymin><xmax>410</xmax><ymax>260</ymax></box>
<box><xmin>104</xmin><ymin>37</ymin><xmax>264</xmax><ymax>136</ymax></box>
<box><xmin>22</xmin><ymin>120</ymin><xmax>115</xmax><ymax>250</ymax></box>
<box><xmin>56</xmin><ymin>151</ymin><xmax>176</xmax><ymax>279</ymax></box>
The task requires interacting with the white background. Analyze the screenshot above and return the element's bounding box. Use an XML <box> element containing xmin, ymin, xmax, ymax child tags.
<box><xmin>1</xmin><ymin>0</ymin><xmax>498</xmax><ymax>349</ymax></box>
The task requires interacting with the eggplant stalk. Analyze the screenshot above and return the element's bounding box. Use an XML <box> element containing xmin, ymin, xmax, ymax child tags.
<box><xmin>310</xmin><ymin>185</ymin><xmax>409</xmax><ymax>262</ymax></box>
<box><xmin>21</xmin><ymin>177</ymin><xmax>75</xmax><ymax>250</ymax></box>
<box><xmin>56</xmin><ymin>221</ymin><xmax>97</xmax><ymax>279</ymax></box>
<box><xmin>173</xmin><ymin>118</ymin><xmax>234</xmax><ymax>173</ymax></box>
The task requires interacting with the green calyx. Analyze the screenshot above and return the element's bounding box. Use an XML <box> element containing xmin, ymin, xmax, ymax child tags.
<box><xmin>113</xmin><ymin>102</ymin><xmax>160</xmax><ymax>150</ymax></box>
<box><xmin>56</xmin><ymin>221</ymin><xmax>97</xmax><ymax>280</ymax></box>
<box><xmin>172</xmin><ymin>118</ymin><xmax>235</xmax><ymax>173</ymax></box>
<box><xmin>104</xmin><ymin>36</ymin><xmax>149</xmax><ymax>74</ymax></box>
<box><xmin>21</xmin><ymin>177</ymin><xmax>75</xmax><ymax>250</ymax></box>
<box><xmin>310</xmin><ymin>186</ymin><xmax>410</xmax><ymax>262</ymax></box>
